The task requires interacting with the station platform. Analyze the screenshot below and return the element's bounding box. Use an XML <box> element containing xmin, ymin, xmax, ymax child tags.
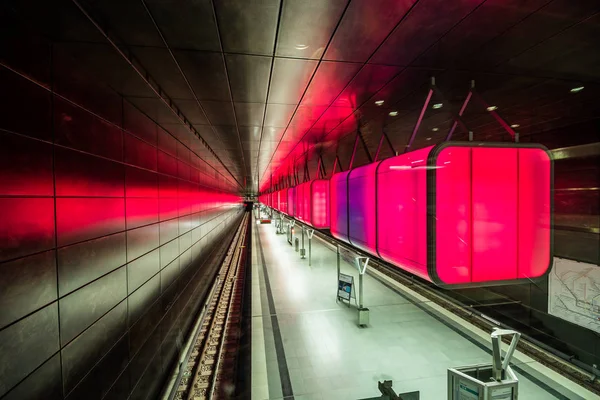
<box><xmin>250</xmin><ymin>214</ymin><xmax>593</xmax><ymax>400</ymax></box>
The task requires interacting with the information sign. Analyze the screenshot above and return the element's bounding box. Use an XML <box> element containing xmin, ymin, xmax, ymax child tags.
<box><xmin>338</xmin><ymin>273</ymin><xmax>354</xmax><ymax>301</ymax></box>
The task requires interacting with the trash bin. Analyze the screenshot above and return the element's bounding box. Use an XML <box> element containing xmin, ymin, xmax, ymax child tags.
<box><xmin>294</xmin><ymin>237</ymin><xmax>299</xmax><ymax>252</ymax></box>
<box><xmin>448</xmin><ymin>328</ymin><xmax>520</xmax><ymax>400</ymax></box>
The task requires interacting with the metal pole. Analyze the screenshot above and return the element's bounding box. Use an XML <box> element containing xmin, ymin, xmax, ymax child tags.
<box><xmin>301</xmin><ymin>226</ymin><xmax>305</xmax><ymax>259</ymax></box>
<box><xmin>359</xmin><ymin>273</ymin><xmax>364</xmax><ymax>309</ymax></box>
<box><xmin>307</xmin><ymin>229</ymin><xmax>314</xmax><ymax>266</ymax></box>
<box><xmin>336</xmin><ymin>245</ymin><xmax>340</xmax><ymax>278</ymax></box>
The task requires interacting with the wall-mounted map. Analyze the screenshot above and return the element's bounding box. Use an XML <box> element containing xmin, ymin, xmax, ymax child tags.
<box><xmin>548</xmin><ymin>258</ymin><xmax>600</xmax><ymax>333</ymax></box>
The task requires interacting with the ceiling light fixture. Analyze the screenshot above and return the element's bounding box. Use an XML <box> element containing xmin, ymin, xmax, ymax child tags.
<box><xmin>294</xmin><ymin>44</ymin><xmax>309</xmax><ymax>50</ymax></box>
<box><xmin>486</xmin><ymin>106</ymin><xmax>498</xmax><ymax>111</ymax></box>
<box><xmin>375</xmin><ymin>100</ymin><xmax>384</xmax><ymax>106</ymax></box>
<box><xmin>432</xmin><ymin>127</ymin><xmax>439</xmax><ymax>132</ymax></box>
<box><xmin>432</xmin><ymin>103</ymin><xmax>443</xmax><ymax>109</ymax></box>
<box><xmin>389</xmin><ymin>111</ymin><xmax>398</xmax><ymax>116</ymax></box>
<box><xmin>570</xmin><ymin>86</ymin><xmax>584</xmax><ymax>93</ymax></box>
<box><xmin>510</xmin><ymin>124</ymin><xmax>520</xmax><ymax>128</ymax></box>
<box><xmin>426</xmin><ymin>137</ymin><xmax>432</xmax><ymax>141</ymax></box>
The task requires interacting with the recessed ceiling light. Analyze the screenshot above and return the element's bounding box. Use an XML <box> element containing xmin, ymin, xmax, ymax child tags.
<box><xmin>389</xmin><ymin>111</ymin><xmax>398</xmax><ymax>116</ymax></box>
<box><xmin>432</xmin><ymin>103</ymin><xmax>443</xmax><ymax>109</ymax></box>
<box><xmin>375</xmin><ymin>100</ymin><xmax>384</xmax><ymax>106</ymax></box>
<box><xmin>486</xmin><ymin>106</ymin><xmax>498</xmax><ymax>111</ymax></box>
<box><xmin>510</xmin><ymin>124</ymin><xmax>520</xmax><ymax>128</ymax></box>
<box><xmin>432</xmin><ymin>127</ymin><xmax>439</xmax><ymax>132</ymax></box>
<box><xmin>294</xmin><ymin>44</ymin><xmax>309</xmax><ymax>50</ymax></box>
<box><xmin>426</xmin><ymin>137</ymin><xmax>432</xmax><ymax>141</ymax></box>
<box><xmin>570</xmin><ymin>86</ymin><xmax>584</xmax><ymax>93</ymax></box>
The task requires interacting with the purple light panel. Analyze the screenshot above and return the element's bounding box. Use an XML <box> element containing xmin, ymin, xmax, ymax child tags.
<box><xmin>330</xmin><ymin>171</ymin><xmax>349</xmax><ymax>242</ymax></box>
<box><xmin>348</xmin><ymin>163</ymin><xmax>379</xmax><ymax>254</ymax></box>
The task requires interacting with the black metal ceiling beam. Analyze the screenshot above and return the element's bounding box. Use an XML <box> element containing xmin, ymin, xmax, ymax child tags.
<box><xmin>405</xmin><ymin>77</ymin><xmax>434</xmax><ymax>153</ymax></box>
<box><xmin>357</xmin><ymin>129</ymin><xmax>373</xmax><ymax>164</ymax></box>
<box><xmin>374</xmin><ymin>130</ymin><xmax>396</xmax><ymax>161</ymax></box>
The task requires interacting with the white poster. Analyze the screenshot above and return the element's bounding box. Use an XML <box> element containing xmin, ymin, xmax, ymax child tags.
<box><xmin>490</xmin><ymin>386</ymin><xmax>513</xmax><ymax>400</ymax></box>
<box><xmin>457</xmin><ymin>379</ymin><xmax>479</xmax><ymax>400</ymax></box>
<box><xmin>548</xmin><ymin>258</ymin><xmax>600</xmax><ymax>333</ymax></box>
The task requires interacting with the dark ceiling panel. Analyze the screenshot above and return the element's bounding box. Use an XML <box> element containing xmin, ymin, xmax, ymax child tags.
<box><xmin>369</xmin><ymin>68</ymin><xmax>434</xmax><ymax>109</ymax></box>
<box><xmin>53</xmin><ymin>42</ymin><xmax>154</xmax><ymax>98</ymax></box>
<box><xmin>225</xmin><ymin>54</ymin><xmax>272</xmax><ymax>103</ymax></box>
<box><xmin>276</xmin><ymin>0</ymin><xmax>347</xmax><ymax>59</ymax></box>
<box><xmin>8</xmin><ymin>0</ymin><xmax>106</xmax><ymax>43</ymax></box>
<box><xmin>174</xmin><ymin>50</ymin><xmax>231</xmax><ymax>101</ymax></box>
<box><xmin>88</xmin><ymin>0</ymin><xmax>163</xmax><ymax>47</ymax></box>
<box><xmin>324</xmin><ymin>0</ymin><xmax>415</xmax><ymax>62</ymax></box>
<box><xmin>498</xmin><ymin>13</ymin><xmax>600</xmax><ymax>80</ymax></box>
<box><xmin>300</xmin><ymin>61</ymin><xmax>362</xmax><ymax>106</ymax></box>
<box><xmin>193</xmin><ymin>124</ymin><xmax>221</xmax><ymax>146</ymax></box>
<box><xmin>131</xmin><ymin>47</ymin><xmax>193</xmax><ymax>99</ymax></box>
<box><xmin>470</xmin><ymin>0</ymin><xmax>600</xmax><ymax>70</ymax></box>
<box><xmin>172</xmin><ymin>99</ymin><xmax>209</xmax><ymax>125</ymax></box>
<box><xmin>127</xmin><ymin>97</ymin><xmax>180</xmax><ymax>124</ymax></box>
<box><xmin>264</xmin><ymin>104</ymin><xmax>296</xmax><ymax>128</ymax></box>
<box><xmin>214</xmin><ymin>0</ymin><xmax>280</xmax><ymax>55</ymax></box>
<box><xmin>332</xmin><ymin>64</ymin><xmax>402</xmax><ymax>108</ymax></box>
<box><xmin>371</xmin><ymin>0</ymin><xmax>486</xmax><ymax>66</ymax></box>
<box><xmin>234</xmin><ymin>103</ymin><xmax>266</xmax><ymax>127</ymax></box>
<box><xmin>200</xmin><ymin>101</ymin><xmax>236</xmax><ymax>125</ymax></box>
<box><xmin>145</xmin><ymin>0</ymin><xmax>220</xmax><ymax>51</ymax></box>
<box><xmin>413</xmin><ymin>0</ymin><xmax>551</xmax><ymax>69</ymax></box>
<box><xmin>213</xmin><ymin>125</ymin><xmax>239</xmax><ymax>145</ymax></box>
<box><xmin>268</xmin><ymin>58</ymin><xmax>318</xmax><ymax>104</ymax></box>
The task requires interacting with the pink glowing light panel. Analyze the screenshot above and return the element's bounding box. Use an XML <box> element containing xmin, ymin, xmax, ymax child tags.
<box><xmin>295</xmin><ymin>183</ymin><xmax>305</xmax><ymax>221</ymax></box>
<box><xmin>280</xmin><ymin>188</ymin><xmax>288</xmax><ymax>214</ymax></box>
<box><xmin>376</xmin><ymin>146</ymin><xmax>432</xmax><ymax>280</ymax></box>
<box><xmin>433</xmin><ymin>145</ymin><xmax>552</xmax><ymax>285</ymax></box>
<box><xmin>348</xmin><ymin>163</ymin><xmax>379</xmax><ymax>254</ymax></box>
<box><xmin>310</xmin><ymin>180</ymin><xmax>330</xmax><ymax>229</ymax></box>
<box><xmin>288</xmin><ymin>187</ymin><xmax>296</xmax><ymax>217</ymax></box>
<box><xmin>330</xmin><ymin>171</ymin><xmax>350</xmax><ymax>243</ymax></box>
<box><xmin>376</xmin><ymin>143</ymin><xmax>552</xmax><ymax>286</ymax></box>
<box><xmin>302</xmin><ymin>182</ymin><xmax>311</xmax><ymax>225</ymax></box>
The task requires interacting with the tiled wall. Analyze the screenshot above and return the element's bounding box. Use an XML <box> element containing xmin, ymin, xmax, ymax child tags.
<box><xmin>0</xmin><ymin>39</ymin><xmax>242</xmax><ymax>400</ymax></box>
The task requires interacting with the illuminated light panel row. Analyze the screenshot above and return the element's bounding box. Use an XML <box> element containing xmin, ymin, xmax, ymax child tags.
<box><xmin>264</xmin><ymin>180</ymin><xmax>330</xmax><ymax>229</ymax></box>
<box><xmin>260</xmin><ymin>142</ymin><xmax>552</xmax><ymax>288</ymax></box>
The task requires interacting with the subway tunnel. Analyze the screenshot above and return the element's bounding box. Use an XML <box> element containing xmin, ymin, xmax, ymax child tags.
<box><xmin>1</xmin><ymin>1</ymin><xmax>599</xmax><ymax>399</ymax></box>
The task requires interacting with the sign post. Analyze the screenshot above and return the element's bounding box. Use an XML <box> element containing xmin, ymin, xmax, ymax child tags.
<box><xmin>355</xmin><ymin>256</ymin><xmax>370</xmax><ymax>327</ymax></box>
<box><xmin>300</xmin><ymin>225</ymin><xmax>306</xmax><ymax>259</ymax></box>
<box><xmin>306</xmin><ymin>229</ymin><xmax>314</xmax><ymax>266</ymax></box>
<box><xmin>337</xmin><ymin>273</ymin><xmax>355</xmax><ymax>306</ymax></box>
<box><xmin>287</xmin><ymin>220</ymin><xmax>295</xmax><ymax>246</ymax></box>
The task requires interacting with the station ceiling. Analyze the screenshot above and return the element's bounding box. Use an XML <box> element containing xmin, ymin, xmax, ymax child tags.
<box><xmin>7</xmin><ymin>0</ymin><xmax>600</xmax><ymax>193</ymax></box>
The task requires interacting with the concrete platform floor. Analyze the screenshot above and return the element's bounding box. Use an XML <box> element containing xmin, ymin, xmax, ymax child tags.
<box><xmin>250</xmin><ymin>216</ymin><xmax>568</xmax><ymax>400</ymax></box>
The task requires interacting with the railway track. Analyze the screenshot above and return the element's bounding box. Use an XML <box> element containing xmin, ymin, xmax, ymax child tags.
<box><xmin>175</xmin><ymin>214</ymin><xmax>249</xmax><ymax>400</ymax></box>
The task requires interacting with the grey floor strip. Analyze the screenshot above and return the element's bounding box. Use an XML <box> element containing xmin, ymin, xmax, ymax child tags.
<box><xmin>255</xmin><ymin>223</ymin><xmax>294</xmax><ymax>399</ymax></box>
